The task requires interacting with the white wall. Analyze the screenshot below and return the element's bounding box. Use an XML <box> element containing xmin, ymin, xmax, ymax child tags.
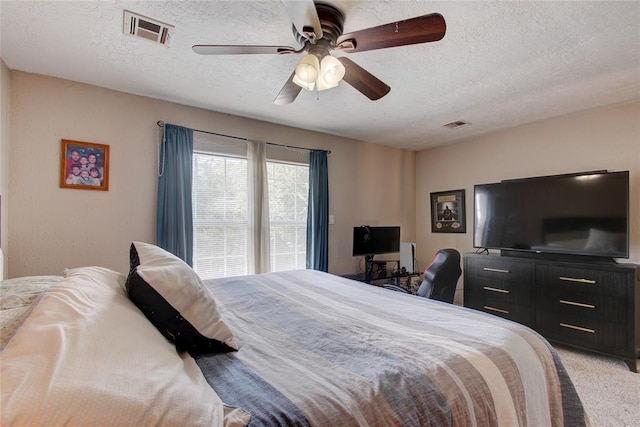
<box><xmin>416</xmin><ymin>101</ymin><xmax>640</xmax><ymax>303</ymax></box>
<box><xmin>5</xmin><ymin>71</ymin><xmax>415</xmax><ymax>278</ymax></box>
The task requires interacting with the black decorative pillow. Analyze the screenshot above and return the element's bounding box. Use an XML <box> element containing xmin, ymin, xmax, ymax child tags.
<box><xmin>125</xmin><ymin>241</ymin><xmax>238</xmax><ymax>355</ymax></box>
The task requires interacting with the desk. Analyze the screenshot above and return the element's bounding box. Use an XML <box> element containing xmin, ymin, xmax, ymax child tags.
<box><xmin>343</xmin><ymin>272</ymin><xmax>422</xmax><ymax>294</ymax></box>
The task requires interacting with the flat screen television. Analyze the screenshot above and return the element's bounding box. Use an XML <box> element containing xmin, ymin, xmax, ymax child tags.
<box><xmin>353</xmin><ymin>226</ymin><xmax>401</xmax><ymax>257</ymax></box>
<box><xmin>473</xmin><ymin>170</ymin><xmax>629</xmax><ymax>260</ymax></box>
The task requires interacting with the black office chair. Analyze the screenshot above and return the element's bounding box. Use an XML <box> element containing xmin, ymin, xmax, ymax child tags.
<box><xmin>383</xmin><ymin>249</ymin><xmax>461</xmax><ymax>304</ymax></box>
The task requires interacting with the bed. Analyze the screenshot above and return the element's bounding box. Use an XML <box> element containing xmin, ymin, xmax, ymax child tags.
<box><xmin>1</xmin><ymin>242</ymin><xmax>589</xmax><ymax>426</ymax></box>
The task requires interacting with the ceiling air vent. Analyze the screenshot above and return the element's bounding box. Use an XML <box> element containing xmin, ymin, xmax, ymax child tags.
<box><xmin>443</xmin><ymin>120</ymin><xmax>471</xmax><ymax>129</ymax></box>
<box><xmin>123</xmin><ymin>10</ymin><xmax>173</xmax><ymax>45</ymax></box>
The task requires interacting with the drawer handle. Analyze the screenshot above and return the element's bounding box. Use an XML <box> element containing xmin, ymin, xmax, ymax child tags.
<box><xmin>560</xmin><ymin>323</ymin><xmax>595</xmax><ymax>333</ymax></box>
<box><xmin>484</xmin><ymin>305</ymin><xmax>509</xmax><ymax>314</ymax></box>
<box><xmin>483</xmin><ymin>286</ymin><xmax>509</xmax><ymax>294</ymax></box>
<box><xmin>483</xmin><ymin>267</ymin><xmax>510</xmax><ymax>274</ymax></box>
<box><xmin>559</xmin><ymin>276</ymin><xmax>596</xmax><ymax>284</ymax></box>
<box><xmin>560</xmin><ymin>299</ymin><xmax>595</xmax><ymax>309</ymax></box>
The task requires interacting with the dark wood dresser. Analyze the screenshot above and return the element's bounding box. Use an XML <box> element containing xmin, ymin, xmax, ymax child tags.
<box><xmin>463</xmin><ymin>253</ymin><xmax>640</xmax><ymax>372</ymax></box>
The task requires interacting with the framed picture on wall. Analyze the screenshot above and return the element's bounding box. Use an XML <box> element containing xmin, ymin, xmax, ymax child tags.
<box><xmin>430</xmin><ymin>189</ymin><xmax>466</xmax><ymax>233</ymax></box>
<box><xmin>60</xmin><ymin>139</ymin><xmax>109</xmax><ymax>191</ymax></box>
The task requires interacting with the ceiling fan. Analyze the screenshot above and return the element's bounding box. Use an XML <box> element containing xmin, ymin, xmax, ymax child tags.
<box><xmin>192</xmin><ymin>1</ymin><xmax>446</xmax><ymax>105</ymax></box>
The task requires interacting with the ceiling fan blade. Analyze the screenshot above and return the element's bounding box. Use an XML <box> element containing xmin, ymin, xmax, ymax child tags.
<box><xmin>273</xmin><ymin>71</ymin><xmax>303</xmax><ymax>105</ymax></box>
<box><xmin>192</xmin><ymin>45</ymin><xmax>297</xmax><ymax>55</ymax></box>
<box><xmin>338</xmin><ymin>57</ymin><xmax>390</xmax><ymax>100</ymax></box>
<box><xmin>282</xmin><ymin>0</ymin><xmax>323</xmax><ymax>41</ymax></box>
<box><xmin>336</xmin><ymin>13</ymin><xmax>446</xmax><ymax>53</ymax></box>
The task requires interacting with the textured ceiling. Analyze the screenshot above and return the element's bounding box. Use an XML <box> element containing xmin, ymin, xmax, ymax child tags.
<box><xmin>1</xmin><ymin>1</ymin><xmax>639</xmax><ymax>151</ymax></box>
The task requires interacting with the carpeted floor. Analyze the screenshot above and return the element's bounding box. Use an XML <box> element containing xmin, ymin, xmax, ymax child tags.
<box><xmin>554</xmin><ymin>345</ymin><xmax>640</xmax><ymax>427</ymax></box>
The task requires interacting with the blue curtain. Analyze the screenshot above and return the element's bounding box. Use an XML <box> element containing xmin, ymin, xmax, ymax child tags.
<box><xmin>306</xmin><ymin>150</ymin><xmax>329</xmax><ymax>271</ymax></box>
<box><xmin>156</xmin><ymin>124</ymin><xmax>194</xmax><ymax>265</ymax></box>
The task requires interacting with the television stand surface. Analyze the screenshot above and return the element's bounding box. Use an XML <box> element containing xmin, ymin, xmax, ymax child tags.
<box><xmin>499</xmin><ymin>249</ymin><xmax>618</xmax><ymax>265</ymax></box>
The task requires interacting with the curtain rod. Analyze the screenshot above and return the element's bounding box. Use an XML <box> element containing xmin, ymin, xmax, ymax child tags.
<box><xmin>156</xmin><ymin>120</ymin><xmax>330</xmax><ymax>154</ymax></box>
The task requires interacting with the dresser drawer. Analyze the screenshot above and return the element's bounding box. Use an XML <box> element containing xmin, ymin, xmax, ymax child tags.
<box><xmin>538</xmin><ymin>290</ymin><xmax>627</xmax><ymax>323</ymax></box>
<box><xmin>466</xmin><ymin>257</ymin><xmax>533</xmax><ymax>283</ymax></box>
<box><xmin>468</xmin><ymin>302</ymin><xmax>534</xmax><ymax>327</ymax></box>
<box><xmin>465</xmin><ymin>283</ymin><xmax>534</xmax><ymax>327</ymax></box>
<box><xmin>465</xmin><ymin>276</ymin><xmax>533</xmax><ymax>305</ymax></box>
<box><xmin>537</xmin><ymin>312</ymin><xmax>630</xmax><ymax>354</ymax></box>
<box><xmin>536</xmin><ymin>265</ymin><xmax>630</xmax><ymax>297</ymax></box>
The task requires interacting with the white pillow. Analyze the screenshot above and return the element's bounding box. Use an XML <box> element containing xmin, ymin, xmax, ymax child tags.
<box><xmin>126</xmin><ymin>242</ymin><xmax>238</xmax><ymax>355</ymax></box>
<box><xmin>1</xmin><ymin>266</ymin><xmax>234</xmax><ymax>426</ymax></box>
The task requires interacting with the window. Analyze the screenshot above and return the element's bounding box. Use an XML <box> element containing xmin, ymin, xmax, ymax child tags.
<box><xmin>192</xmin><ymin>154</ymin><xmax>248</xmax><ymax>279</ymax></box>
<box><xmin>192</xmin><ymin>152</ymin><xmax>308</xmax><ymax>280</ymax></box>
<box><xmin>267</xmin><ymin>162</ymin><xmax>308</xmax><ymax>272</ymax></box>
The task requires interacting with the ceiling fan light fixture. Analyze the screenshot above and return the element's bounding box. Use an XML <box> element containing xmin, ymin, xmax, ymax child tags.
<box><xmin>294</xmin><ymin>53</ymin><xmax>320</xmax><ymax>84</ymax></box>
<box><xmin>293</xmin><ymin>74</ymin><xmax>315</xmax><ymax>91</ymax></box>
<box><xmin>319</xmin><ymin>55</ymin><xmax>345</xmax><ymax>87</ymax></box>
<box><xmin>316</xmin><ymin>75</ymin><xmax>339</xmax><ymax>91</ymax></box>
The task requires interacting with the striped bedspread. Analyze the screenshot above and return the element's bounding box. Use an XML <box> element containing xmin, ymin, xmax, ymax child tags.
<box><xmin>197</xmin><ymin>270</ymin><xmax>588</xmax><ymax>426</ymax></box>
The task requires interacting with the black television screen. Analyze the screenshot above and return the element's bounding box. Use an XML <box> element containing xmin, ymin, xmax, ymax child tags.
<box><xmin>473</xmin><ymin>170</ymin><xmax>629</xmax><ymax>259</ymax></box>
<box><xmin>353</xmin><ymin>226</ymin><xmax>401</xmax><ymax>256</ymax></box>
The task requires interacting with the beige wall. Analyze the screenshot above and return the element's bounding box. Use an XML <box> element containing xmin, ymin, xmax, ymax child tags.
<box><xmin>5</xmin><ymin>71</ymin><xmax>415</xmax><ymax>278</ymax></box>
<box><xmin>6</xmin><ymin>69</ymin><xmax>637</xmax><ymax>283</ymax></box>
<box><xmin>416</xmin><ymin>101</ymin><xmax>640</xmax><ymax>303</ymax></box>
<box><xmin>1</xmin><ymin>59</ymin><xmax>9</xmax><ymax>279</ymax></box>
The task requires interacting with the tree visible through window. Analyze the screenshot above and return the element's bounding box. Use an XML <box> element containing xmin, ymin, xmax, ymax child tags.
<box><xmin>192</xmin><ymin>152</ymin><xmax>308</xmax><ymax>279</ymax></box>
<box><xmin>267</xmin><ymin>162</ymin><xmax>308</xmax><ymax>272</ymax></box>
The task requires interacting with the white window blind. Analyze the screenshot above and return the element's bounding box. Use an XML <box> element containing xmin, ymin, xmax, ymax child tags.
<box><xmin>192</xmin><ymin>142</ymin><xmax>309</xmax><ymax>280</ymax></box>
<box><xmin>192</xmin><ymin>153</ymin><xmax>248</xmax><ymax>279</ymax></box>
<box><xmin>267</xmin><ymin>162</ymin><xmax>309</xmax><ymax>272</ymax></box>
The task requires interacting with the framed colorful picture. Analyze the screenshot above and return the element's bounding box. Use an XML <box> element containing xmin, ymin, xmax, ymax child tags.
<box><xmin>60</xmin><ymin>139</ymin><xmax>109</xmax><ymax>191</ymax></box>
<box><xmin>430</xmin><ymin>189</ymin><xmax>466</xmax><ymax>233</ymax></box>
